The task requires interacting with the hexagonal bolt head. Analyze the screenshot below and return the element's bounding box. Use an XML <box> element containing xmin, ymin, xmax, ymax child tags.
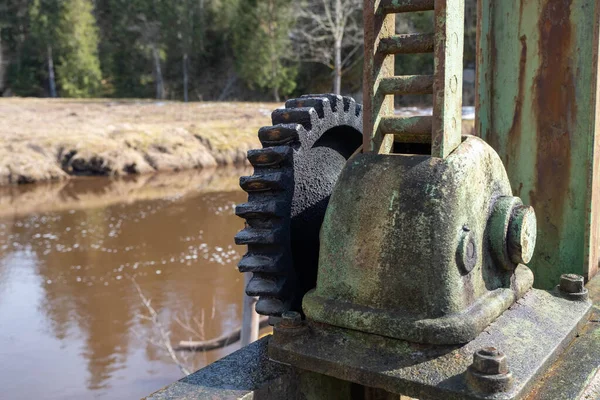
<box><xmin>280</xmin><ymin>311</ymin><xmax>302</xmax><ymax>328</ymax></box>
<box><xmin>471</xmin><ymin>347</ymin><xmax>509</xmax><ymax>375</ymax></box>
<box><xmin>559</xmin><ymin>274</ymin><xmax>585</xmax><ymax>294</ymax></box>
<box><xmin>507</xmin><ymin>205</ymin><xmax>537</xmax><ymax>265</ymax></box>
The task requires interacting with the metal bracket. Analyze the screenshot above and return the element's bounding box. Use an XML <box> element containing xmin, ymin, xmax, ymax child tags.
<box><xmin>270</xmin><ymin>288</ymin><xmax>591</xmax><ymax>399</ymax></box>
<box><xmin>363</xmin><ymin>0</ymin><xmax>464</xmax><ymax>157</ymax></box>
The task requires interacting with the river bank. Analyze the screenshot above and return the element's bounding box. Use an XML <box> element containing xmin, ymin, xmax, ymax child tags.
<box><xmin>1</xmin><ymin>99</ymin><xmax>476</xmax><ymax>186</ymax></box>
<box><xmin>0</xmin><ymin>98</ymin><xmax>273</xmax><ymax>185</ymax></box>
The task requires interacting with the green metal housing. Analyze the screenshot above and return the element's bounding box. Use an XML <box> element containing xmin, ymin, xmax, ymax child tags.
<box><xmin>303</xmin><ymin>136</ymin><xmax>534</xmax><ymax>344</ymax></box>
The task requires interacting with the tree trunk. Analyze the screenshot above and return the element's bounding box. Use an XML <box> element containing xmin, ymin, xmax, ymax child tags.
<box><xmin>183</xmin><ymin>53</ymin><xmax>189</xmax><ymax>102</ymax></box>
<box><xmin>47</xmin><ymin>45</ymin><xmax>57</xmax><ymax>98</ymax></box>
<box><xmin>333</xmin><ymin>39</ymin><xmax>342</xmax><ymax>95</ymax></box>
<box><xmin>152</xmin><ymin>45</ymin><xmax>164</xmax><ymax>100</ymax></box>
<box><xmin>268</xmin><ymin>0</ymin><xmax>280</xmax><ymax>103</ymax></box>
<box><xmin>198</xmin><ymin>0</ymin><xmax>205</xmax><ymax>52</ymax></box>
<box><xmin>333</xmin><ymin>0</ymin><xmax>343</xmax><ymax>95</ymax></box>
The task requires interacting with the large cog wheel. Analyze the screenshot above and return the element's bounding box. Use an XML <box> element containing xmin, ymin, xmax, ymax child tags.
<box><xmin>235</xmin><ymin>94</ymin><xmax>363</xmax><ymax>316</ymax></box>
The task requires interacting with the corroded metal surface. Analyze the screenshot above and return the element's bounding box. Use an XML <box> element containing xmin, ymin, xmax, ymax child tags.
<box><xmin>431</xmin><ymin>0</ymin><xmax>464</xmax><ymax>158</ymax></box>
<box><xmin>364</xmin><ymin>0</ymin><xmax>463</xmax><ymax>158</ymax></box>
<box><xmin>378</xmin><ymin>33</ymin><xmax>435</xmax><ymax>54</ymax></box>
<box><xmin>382</xmin><ymin>0</ymin><xmax>435</xmax><ymax>13</ymax></box>
<box><xmin>524</xmin><ymin>275</ymin><xmax>600</xmax><ymax>400</ymax></box>
<box><xmin>303</xmin><ymin>136</ymin><xmax>535</xmax><ymax>344</ymax></box>
<box><xmin>379</xmin><ymin>75</ymin><xmax>434</xmax><ymax>95</ymax></box>
<box><xmin>271</xmin><ymin>288</ymin><xmax>592</xmax><ymax>399</ymax></box>
<box><xmin>477</xmin><ymin>0</ymin><xmax>600</xmax><ymax>288</ymax></box>
<box><xmin>362</xmin><ymin>0</ymin><xmax>396</xmax><ymax>153</ymax></box>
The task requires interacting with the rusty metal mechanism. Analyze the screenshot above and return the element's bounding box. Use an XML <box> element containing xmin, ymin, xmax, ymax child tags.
<box><xmin>232</xmin><ymin>0</ymin><xmax>600</xmax><ymax>399</ymax></box>
<box><xmin>298</xmin><ymin>0</ymin><xmax>540</xmax><ymax>346</ymax></box>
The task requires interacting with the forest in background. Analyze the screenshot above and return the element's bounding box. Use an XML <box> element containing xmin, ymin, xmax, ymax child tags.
<box><xmin>0</xmin><ymin>0</ymin><xmax>477</xmax><ymax>102</ymax></box>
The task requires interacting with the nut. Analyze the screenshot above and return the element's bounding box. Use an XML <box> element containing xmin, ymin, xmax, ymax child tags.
<box><xmin>272</xmin><ymin>310</ymin><xmax>308</xmax><ymax>343</ymax></box>
<box><xmin>280</xmin><ymin>311</ymin><xmax>302</xmax><ymax>328</ymax></box>
<box><xmin>471</xmin><ymin>347</ymin><xmax>509</xmax><ymax>375</ymax></box>
<box><xmin>560</xmin><ymin>274</ymin><xmax>585</xmax><ymax>294</ymax></box>
<box><xmin>558</xmin><ymin>274</ymin><xmax>588</xmax><ymax>301</ymax></box>
<box><xmin>467</xmin><ymin>347</ymin><xmax>513</xmax><ymax>394</ymax></box>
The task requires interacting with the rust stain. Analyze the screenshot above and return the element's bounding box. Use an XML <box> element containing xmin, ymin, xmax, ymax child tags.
<box><xmin>507</xmin><ymin>33</ymin><xmax>528</xmax><ymax>171</ymax></box>
<box><xmin>486</xmin><ymin>1</ymin><xmax>500</xmax><ymax>153</ymax></box>
<box><xmin>532</xmin><ymin>0</ymin><xmax>575</xmax><ymax>223</ymax></box>
<box><xmin>475</xmin><ymin>0</ymin><xmax>482</xmax><ymax>137</ymax></box>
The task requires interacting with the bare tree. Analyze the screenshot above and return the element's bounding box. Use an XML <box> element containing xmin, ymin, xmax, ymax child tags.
<box><xmin>47</xmin><ymin>45</ymin><xmax>57</xmax><ymax>98</ymax></box>
<box><xmin>292</xmin><ymin>0</ymin><xmax>363</xmax><ymax>95</ymax></box>
<box><xmin>130</xmin><ymin>15</ymin><xmax>165</xmax><ymax>100</ymax></box>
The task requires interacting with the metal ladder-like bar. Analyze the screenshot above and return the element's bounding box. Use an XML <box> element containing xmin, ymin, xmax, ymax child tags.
<box><xmin>363</xmin><ymin>0</ymin><xmax>464</xmax><ymax>158</ymax></box>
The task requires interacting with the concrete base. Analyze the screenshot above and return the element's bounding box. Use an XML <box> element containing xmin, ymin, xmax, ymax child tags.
<box><xmin>144</xmin><ymin>337</ymin><xmax>363</xmax><ymax>400</ymax></box>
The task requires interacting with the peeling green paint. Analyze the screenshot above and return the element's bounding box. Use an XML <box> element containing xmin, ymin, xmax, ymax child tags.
<box><xmin>477</xmin><ymin>0</ymin><xmax>600</xmax><ymax>288</ymax></box>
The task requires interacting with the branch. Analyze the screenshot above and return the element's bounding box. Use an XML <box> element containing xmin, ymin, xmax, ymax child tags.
<box><xmin>129</xmin><ymin>276</ymin><xmax>192</xmax><ymax>376</ymax></box>
<box><xmin>175</xmin><ymin>317</ymin><xmax>269</xmax><ymax>352</ymax></box>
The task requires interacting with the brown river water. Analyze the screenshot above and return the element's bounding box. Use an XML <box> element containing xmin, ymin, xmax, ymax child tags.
<box><xmin>0</xmin><ymin>168</ymin><xmax>256</xmax><ymax>400</ymax></box>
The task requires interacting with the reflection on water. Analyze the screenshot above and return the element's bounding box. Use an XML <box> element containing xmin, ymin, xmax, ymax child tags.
<box><xmin>0</xmin><ymin>169</ymin><xmax>251</xmax><ymax>400</ymax></box>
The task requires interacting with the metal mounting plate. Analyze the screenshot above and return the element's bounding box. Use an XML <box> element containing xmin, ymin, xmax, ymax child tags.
<box><xmin>269</xmin><ymin>289</ymin><xmax>591</xmax><ymax>400</ymax></box>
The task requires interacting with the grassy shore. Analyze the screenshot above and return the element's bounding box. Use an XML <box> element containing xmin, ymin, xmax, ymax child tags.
<box><xmin>0</xmin><ymin>98</ymin><xmax>276</xmax><ymax>185</ymax></box>
<box><xmin>0</xmin><ymin>98</ymin><xmax>475</xmax><ymax>186</ymax></box>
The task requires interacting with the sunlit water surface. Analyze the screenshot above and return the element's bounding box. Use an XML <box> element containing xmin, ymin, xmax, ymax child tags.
<box><xmin>0</xmin><ymin>169</ymin><xmax>250</xmax><ymax>399</ymax></box>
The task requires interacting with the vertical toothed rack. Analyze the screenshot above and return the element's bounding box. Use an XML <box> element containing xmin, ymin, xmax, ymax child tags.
<box><xmin>363</xmin><ymin>0</ymin><xmax>464</xmax><ymax>158</ymax></box>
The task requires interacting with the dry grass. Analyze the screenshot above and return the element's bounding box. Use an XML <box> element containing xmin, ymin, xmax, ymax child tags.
<box><xmin>0</xmin><ymin>98</ymin><xmax>475</xmax><ymax>186</ymax></box>
<box><xmin>0</xmin><ymin>98</ymin><xmax>277</xmax><ymax>184</ymax></box>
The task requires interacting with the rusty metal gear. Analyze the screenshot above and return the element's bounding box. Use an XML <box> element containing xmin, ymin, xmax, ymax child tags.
<box><xmin>235</xmin><ymin>94</ymin><xmax>363</xmax><ymax>316</ymax></box>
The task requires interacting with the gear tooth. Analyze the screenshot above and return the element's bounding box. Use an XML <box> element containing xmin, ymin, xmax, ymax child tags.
<box><xmin>285</xmin><ymin>97</ymin><xmax>328</xmax><ymax>118</ymax></box>
<box><xmin>235</xmin><ymin>201</ymin><xmax>286</xmax><ymax>219</ymax></box>
<box><xmin>246</xmin><ymin>274</ymin><xmax>284</xmax><ymax>296</ymax></box>
<box><xmin>258</xmin><ymin>124</ymin><xmax>299</xmax><ymax>146</ymax></box>
<box><xmin>300</xmin><ymin>93</ymin><xmax>342</xmax><ymax>112</ymax></box>
<box><xmin>238</xmin><ymin>254</ymin><xmax>282</xmax><ymax>274</ymax></box>
<box><xmin>271</xmin><ymin>107</ymin><xmax>315</xmax><ymax>130</ymax></box>
<box><xmin>240</xmin><ymin>172</ymin><xmax>284</xmax><ymax>192</ymax></box>
<box><xmin>255</xmin><ymin>297</ymin><xmax>286</xmax><ymax>316</ymax></box>
<box><xmin>355</xmin><ymin>103</ymin><xmax>363</xmax><ymax>118</ymax></box>
<box><xmin>234</xmin><ymin>227</ymin><xmax>280</xmax><ymax>245</ymax></box>
<box><xmin>343</xmin><ymin>96</ymin><xmax>357</xmax><ymax>113</ymax></box>
<box><xmin>236</xmin><ymin>96</ymin><xmax>363</xmax><ymax>317</ymax></box>
<box><xmin>247</xmin><ymin>147</ymin><xmax>291</xmax><ymax>167</ymax></box>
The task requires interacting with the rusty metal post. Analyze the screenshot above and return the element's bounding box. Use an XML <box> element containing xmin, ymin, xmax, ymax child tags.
<box><xmin>477</xmin><ymin>0</ymin><xmax>600</xmax><ymax>288</ymax></box>
<box><xmin>432</xmin><ymin>0</ymin><xmax>464</xmax><ymax>158</ymax></box>
<box><xmin>363</xmin><ymin>0</ymin><xmax>396</xmax><ymax>153</ymax></box>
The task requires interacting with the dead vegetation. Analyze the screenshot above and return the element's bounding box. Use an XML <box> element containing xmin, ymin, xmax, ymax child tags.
<box><xmin>0</xmin><ymin>98</ymin><xmax>275</xmax><ymax>185</ymax></box>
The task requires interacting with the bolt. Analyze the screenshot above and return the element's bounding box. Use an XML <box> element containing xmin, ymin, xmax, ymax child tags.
<box><xmin>489</xmin><ymin>197</ymin><xmax>536</xmax><ymax>269</ymax></box>
<box><xmin>560</xmin><ymin>274</ymin><xmax>585</xmax><ymax>294</ymax></box>
<box><xmin>507</xmin><ymin>205</ymin><xmax>537</xmax><ymax>264</ymax></box>
<box><xmin>280</xmin><ymin>311</ymin><xmax>302</xmax><ymax>328</ymax></box>
<box><xmin>471</xmin><ymin>347</ymin><xmax>509</xmax><ymax>375</ymax></box>
<box><xmin>457</xmin><ymin>226</ymin><xmax>477</xmax><ymax>274</ymax></box>
<box><xmin>467</xmin><ymin>347</ymin><xmax>513</xmax><ymax>394</ymax></box>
